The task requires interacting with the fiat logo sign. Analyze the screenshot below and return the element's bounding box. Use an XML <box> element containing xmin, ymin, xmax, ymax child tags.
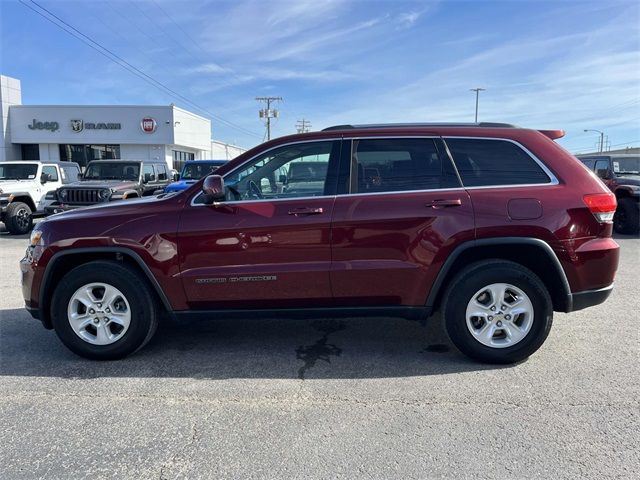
<box><xmin>140</xmin><ymin>117</ymin><xmax>157</xmax><ymax>133</ymax></box>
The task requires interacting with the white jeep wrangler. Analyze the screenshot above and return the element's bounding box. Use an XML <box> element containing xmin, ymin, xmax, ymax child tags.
<box><xmin>0</xmin><ymin>160</ymin><xmax>81</xmax><ymax>235</ymax></box>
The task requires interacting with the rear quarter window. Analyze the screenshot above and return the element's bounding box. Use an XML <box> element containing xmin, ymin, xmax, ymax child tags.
<box><xmin>445</xmin><ymin>138</ymin><xmax>551</xmax><ymax>187</ymax></box>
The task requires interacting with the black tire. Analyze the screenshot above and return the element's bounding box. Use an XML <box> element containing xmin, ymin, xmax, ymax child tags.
<box><xmin>51</xmin><ymin>261</ymin><xmax>159</xmax><ymax>360</ymax></box>
<box><xmin>614</xmin><ymin>197</ymin><xmax>640</xmax><ymax>235</ymax></box>
<box><xmin>5</xmin><ymin>201</ymin><xmax>33</xmax><ymax>235</ymax></box>
<box><xmin>442</xmin><ymin>260</ymin><xmax>553</xmax><ymax>364</ymax></box>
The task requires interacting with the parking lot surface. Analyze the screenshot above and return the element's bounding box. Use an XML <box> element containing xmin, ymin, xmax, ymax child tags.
<box><xmin>0</xmin><ymin>223</ymin><xmax>638</xmax><ymax>479</ymax></box>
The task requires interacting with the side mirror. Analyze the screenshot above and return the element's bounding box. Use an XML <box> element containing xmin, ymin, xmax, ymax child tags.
<box><xmin>202</xmin><ymin>174</ymin><xmax>226</xmax><ymax>204</ymax></box>
<box><xmin>279</xmin><ymin>174</ymin><xmax>288</xmax><ymax>184</ymax></box>
<box><xmin>143</xmin><ymin>173</ymin><xmax>152</xmax><ymax>184</ymax></box>
<box><xmin>173</xmin><ymin>172</ymin><xmax>180</xmax><ymax>181</ymax></box>
<box><xmin>596</xmin><ymin>168</ymin><xmax>611</xmax><ymax>180</ymax></box>
<box><xmin>40</xmin><ymin>173</ymin><xmax>51</xmax><ymax>183</ymax></box>
<box><xmin>77</xmin><ymin>172</ymin><xmax>83</xmax><ymax>180</ymax></box>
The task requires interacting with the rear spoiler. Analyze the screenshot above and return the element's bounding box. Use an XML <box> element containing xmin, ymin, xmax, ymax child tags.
<box><xmin>538</xmin><ymin>129</ymin><xmax>565</xmax><ymax>140</ymax></box>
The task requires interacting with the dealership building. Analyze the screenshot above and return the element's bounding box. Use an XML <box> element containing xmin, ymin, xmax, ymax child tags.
<box><xmin>0</xmin><ymin>74</ymin><xmax>246</xmax><ymax>170</ymax></box>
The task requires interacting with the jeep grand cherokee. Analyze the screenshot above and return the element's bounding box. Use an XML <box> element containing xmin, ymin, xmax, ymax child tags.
<box><xmin>21</xmin><ymin>123</ymin><xmax>619</xmax><ymax>363</ymax></box>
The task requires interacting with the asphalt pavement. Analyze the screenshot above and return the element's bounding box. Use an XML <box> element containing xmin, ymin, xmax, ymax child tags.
<box><xmin>0</xmin><ymin>222</ymin><xmax>638</xmax><ymax>479</ymax></box>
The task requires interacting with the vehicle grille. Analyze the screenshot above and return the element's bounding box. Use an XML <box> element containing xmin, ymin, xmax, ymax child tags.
<box><xmin>64</xmin><ymin>189</ymin><xmax>101</xmax><ymax>204</ymax></box>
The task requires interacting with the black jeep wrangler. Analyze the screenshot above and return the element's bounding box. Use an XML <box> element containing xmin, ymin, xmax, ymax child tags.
<box><xmin>45</xmin><ymin>159</ymin><xmax>171</xmax><ymax>214</ymax></box>
<box><xmin>578</xmin><ymin>154</ymin><xmax>640</xmax><ymax>234</ymax></box>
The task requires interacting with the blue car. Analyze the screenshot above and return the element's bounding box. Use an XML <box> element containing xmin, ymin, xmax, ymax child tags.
<box><xmin>164</xmin><ymin>160</ymin><xmax>228</xmax><ymax>193</ymax></box>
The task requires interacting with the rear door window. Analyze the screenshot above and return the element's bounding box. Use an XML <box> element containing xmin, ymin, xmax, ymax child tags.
<box><xmin>445</xmin><ymin>138</ymin><xmax>551</xmax><ymax>187</ymax></box>
<box><xmin>349</xmin><ymin>138</ymin><xmax>460</xmax><ymax>193</ymax></box>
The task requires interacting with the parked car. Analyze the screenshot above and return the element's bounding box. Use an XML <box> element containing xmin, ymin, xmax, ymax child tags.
<box><xmin>21</xmin><ymin>123</ymin><xmax>619</xmax><ymax>363</ymax></box>
<box><xmin>577</xmin><ymin>154</ymin><xmax>640</xmax><ymax>234</ymax></box>
<box><xmin>0</xmin><ymin>160</ymin><xmax>81</xmax><ymax>234</ymax></box>
<box><xmin>45</xmin><ymin>159</ymin><xmax>171</xmax><ymax>214</ymax></box>
<box><xmin>164</xmin><ymin>160</ymin><xmax>227</xmax><ymax>193</ymax></box>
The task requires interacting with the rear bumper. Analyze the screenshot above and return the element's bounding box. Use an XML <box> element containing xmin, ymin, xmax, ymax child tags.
<box><xmin>568</xmin><ymin>284</ymin><xmax>614</xmax><ymax>312</ymax></box>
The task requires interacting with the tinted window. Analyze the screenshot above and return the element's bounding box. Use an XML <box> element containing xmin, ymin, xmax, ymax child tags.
<box><xmin>156</xmin><ymin>164</ymin><xmax>168</xmax><ymax>181</ymax></box>
<box><xmin>350</xmin><ymin>138</ymin><xmax>460</xmax><ymax>193</ymax></box>
<box><xmin>580</xmin><ymin>158</ymin><xmax>596</xmax><ymax>170</ymax></box>
<box><xmin>42</xmin><ymin>166</ymin><xmax>58</xmax><ymax>182</ymax></box>
<box><xmin>143</xmin><ymin>164</ymin><xmax>156</xmax><ymax>181</ymax></box>
<box><xmin>595</xmin><ymin>159</ymin><xmax>610</xmax><ymax>177</ymax></box>
<box><xmin>446</xmin><ymin>138</ymin><xmax>551</xmax><ymax>187</ymax></box>
<box><xmin>0</xmin><ymin>163</ymin><xmax>38</xmax><ymax>180</ymax></box>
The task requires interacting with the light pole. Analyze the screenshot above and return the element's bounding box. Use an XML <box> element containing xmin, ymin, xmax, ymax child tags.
<box><xmin>584</xmin><ymin>129</ymin><xmax>605</xmax><ymax>153</ymax></box>
<box><xmin>470</xmin><ymin>88</ymin><xmax>485</xmax><ymax>123</ymax></box>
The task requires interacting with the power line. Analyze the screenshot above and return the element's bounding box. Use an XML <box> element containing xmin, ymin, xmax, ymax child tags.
<box><xmin>18</xmin><ymin>0</ymin><xmax>261</xmax><ymax>139</ymax></box>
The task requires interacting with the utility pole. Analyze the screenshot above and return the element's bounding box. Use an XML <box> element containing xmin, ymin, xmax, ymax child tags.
<box><xmin>470</xmin><ymin>87</ymin><xmax>485</xmax><ymax>123</ymax></box>
<box><xmin>584</xmin><ymin>129</ymin><xmax>605</xmax><ymax>153</ymax></box>
<box><xmin>296</xmin><ymin>118</ymin><xmax>312</xmax><ymax>133</ymax></box>
<box><xmin>256</xmin><ymin>96</ymin><xmax>283</xmax><ymax>141</ymax></box>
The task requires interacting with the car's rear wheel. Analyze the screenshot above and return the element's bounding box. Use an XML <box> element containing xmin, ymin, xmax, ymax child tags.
<box><xmin>442</xmin><ymin>260</ymin><xmax>553</xmax><ymax>364</ymax></box>
<box><xmin>51</xmin><ymin>261</ymin><xmax>159</xmax><ymax>360</ymax></box>
<box><xmin>5</xmin><ymin>201</ymin><xmax>33</xmax><ymax>235</ymax></box>
<box><xmin>613</xmin><ymin>197</ymin><xmax>640</xmax><ymax>234</ymax></box>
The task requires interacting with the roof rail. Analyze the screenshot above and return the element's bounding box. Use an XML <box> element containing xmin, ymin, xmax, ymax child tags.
<box><xmin>321</xmin><ymin>122</ymin><xmax>518</xmax><ymax>131</ymax></box>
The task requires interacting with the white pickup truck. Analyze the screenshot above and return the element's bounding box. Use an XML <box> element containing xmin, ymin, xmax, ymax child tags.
<box><xmin>0</xmin><ymin>160</ymin><xmax>81</xmax><ymax>234</ymax></box>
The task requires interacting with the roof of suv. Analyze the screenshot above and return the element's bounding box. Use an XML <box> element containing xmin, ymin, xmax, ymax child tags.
<box><xmin>322</xmin><ymin>122</ymin><xmax>518</xmax><ymax>131</ymax></box>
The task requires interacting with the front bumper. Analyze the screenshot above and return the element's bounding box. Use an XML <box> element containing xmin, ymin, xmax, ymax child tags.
<box><xmin>45</xmin><ymin>204</ymin><xmax>85</xmax><ymax>215</ymax></box>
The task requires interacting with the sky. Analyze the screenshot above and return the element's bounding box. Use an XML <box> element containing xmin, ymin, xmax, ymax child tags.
<box><xmin>1</xmin><ymin>0</ymin><xmax>639</xmax><ymax>153</ymax></box>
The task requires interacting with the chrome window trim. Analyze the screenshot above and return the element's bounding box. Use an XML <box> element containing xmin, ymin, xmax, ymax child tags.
<box><xmin>190</xmin><ymin>135</ymin><xmax>560</xmax><ymax>207</ymax></box>
<box><xmin>441</xmin><ymin>136</ymin><xmax>560</xmax><ymax>188</ymax></box>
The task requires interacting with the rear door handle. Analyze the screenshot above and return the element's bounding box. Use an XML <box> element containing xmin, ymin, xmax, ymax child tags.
<box><xmin>425</xmin><ymin>199</ymin><xmax>462</xmax><ymax>209</ymax></box>
<box><xmin>288</xmin><ymin>207</ymin><xmax>324</xmax><ymax>216</ymax></box>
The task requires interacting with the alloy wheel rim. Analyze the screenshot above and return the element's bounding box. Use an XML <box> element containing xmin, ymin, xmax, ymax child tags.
<box><xmin>16</xmin><ymin>208</ymin><xmax>30</xmax><ymax>229</ymax></box>
<box><xmin>67</xmin><ymin>282</ymin><xmax>131</xmax><ymax>345</ymax></box>
<box><xmin>465</xmin><ymin>283</ymin><xmax>534</xmax><ymax>349</ymax></box>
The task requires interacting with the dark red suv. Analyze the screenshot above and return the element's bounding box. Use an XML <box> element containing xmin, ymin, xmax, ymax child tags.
<box><xmin>20</xmin><ymin>123</ymin><xmax>619</xmax><ymax>363</ymax></box>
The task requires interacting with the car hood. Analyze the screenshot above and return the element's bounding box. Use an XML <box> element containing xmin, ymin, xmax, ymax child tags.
<box><xmin>0</xmin><ymin>180</ymin><xmax>35</xmax><ymax>192</ymax></box>
<box><xmin>165</xmin><ymin>180</ymin><xmax>197</xmax><ymax>192</ymax></box>
<box><xmin>62</xmin><ymin>180</ymin><xmax>139</xmax><ymax>190</ymax></box>
<box><xmin>616</xmin><ymin>175</ymin><xmax>640</xmax><ymax>186</ymax></box>
<box><xmin>45</xmin><ymin>192</ymin><xmax>178</xmax><ymax>220</ymax></box>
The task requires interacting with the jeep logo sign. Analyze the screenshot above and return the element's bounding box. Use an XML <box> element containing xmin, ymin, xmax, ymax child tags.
<box><xmin>28</xmin><ymin>119</ymin><xmax>59</xmax><ymax>132</ymax></box>
<box><xmin>141</xmin><ymin>117</ymin><xmax>157</xmax><ymax>133</ymax></box>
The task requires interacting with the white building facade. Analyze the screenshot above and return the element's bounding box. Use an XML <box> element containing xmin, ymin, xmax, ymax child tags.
<box><xmin>0</xmin><ymin>75</ymin><xmax>246</xmax><ymax>170</ymax></box>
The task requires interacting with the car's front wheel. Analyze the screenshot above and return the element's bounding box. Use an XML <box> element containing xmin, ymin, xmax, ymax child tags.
<box><xmin>5</xmin><ymin>201</ymin><xmax>33</xmax><ymax>235</ymax></box>
<box><xmin>442</xmin><ymin>260</ymin><xmax>553</xmax><ymax>364</ymax></box>
<box><xmin>51</xmin><ymin>261</ymin><xmax>159</xmax><ymax>360</ymax></box>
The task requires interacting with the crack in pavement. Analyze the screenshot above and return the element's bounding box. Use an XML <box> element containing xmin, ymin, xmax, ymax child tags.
<box><xmin>295</xmin><ymin>320</ymin><xmax>347</xmax><ymax>380</ymax></box>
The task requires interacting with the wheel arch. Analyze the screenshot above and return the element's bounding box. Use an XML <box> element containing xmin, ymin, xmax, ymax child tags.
<box><xmin>39</xmin><ymin>247</ymin><xmax>173</xmax><ymax>328</ymax></box>
<box><xmin>8</xmin><ymin>194</ymin><xmax>37</xmax><ymax>211</ymax></box>
<box><xmin>426</xmin><ymin>237</ymin><xmax>572</xmax><ymax>313</ymax></box>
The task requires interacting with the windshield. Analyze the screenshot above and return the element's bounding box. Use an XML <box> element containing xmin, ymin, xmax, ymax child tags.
<box><xmin>84</xmin><ymin>162</ymin><xmax>140</xmax><ymax>180</ymax></box>
<box><xmin>181</xmin><ymin>163</ymin><xmax>222</xmax><ymax>180</ymax></box>
<box><xmin>0</xmin><ymin>163</ymin><xmax>38</xmax><ymax>180</ymax></box>
<box><xmin>613</xmin><ymin>157</ymin><xmax>640</xmax><ymax>175</ymax></box>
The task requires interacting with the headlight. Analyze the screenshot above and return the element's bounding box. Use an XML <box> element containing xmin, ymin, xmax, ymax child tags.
<box><xmin>58</xmin><ymin>189</ymin><xmax>68</xmax><ymax>200</ymax></box>
<box><xmin>98</xmin><ymin>189</ymin><xmax>111</xmax><ymax>200</ymax></box>
<box><xmin>29</xmin><ymin>229</ymin><xmax>43</xmax><ymax>247</ymax></box>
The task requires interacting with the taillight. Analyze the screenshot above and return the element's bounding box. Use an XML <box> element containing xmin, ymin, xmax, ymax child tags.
<box><xmin>583</xmin><ymin>193</ymin><xmax>617</xmax><ymax>222</ymax></box>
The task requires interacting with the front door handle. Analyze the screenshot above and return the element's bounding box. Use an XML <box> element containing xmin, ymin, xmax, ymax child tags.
<box><xmin>288</xmin><ymin>207</ymin><xmax>324</xmax><ymax>216</ymax></box>
<box><xmin>425</xmin><ymin>199</ymin><xmax>462</xmax><ymax>209</ymax></box>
